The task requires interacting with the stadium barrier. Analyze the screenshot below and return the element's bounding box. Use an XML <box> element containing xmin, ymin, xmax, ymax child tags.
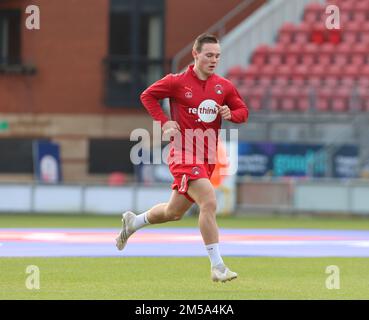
<box><xmin>0</xmin><ymin>179</ymin><xmax>369</xmax><ymax>215</ymax></box>
<box><xmin>237</xmin><ymin>178</ymin><xmax>369</xmax><ymax>215</ymax></box>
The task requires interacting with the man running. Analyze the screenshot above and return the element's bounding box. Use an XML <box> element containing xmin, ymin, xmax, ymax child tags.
<box><xmin>116</xmin><ymin>33</ymin><xmax>248</xmax><ymax>282</ymax></box>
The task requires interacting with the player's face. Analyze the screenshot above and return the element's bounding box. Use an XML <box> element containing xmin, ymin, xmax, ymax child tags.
<box><xmin>194</xmin><ymin>43</ymin><xmax>221</xmax><ymax>77</ymax></box>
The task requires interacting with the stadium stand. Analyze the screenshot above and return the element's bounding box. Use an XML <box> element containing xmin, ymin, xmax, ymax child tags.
<box><xmin>227</xmin><ymin>0</ymin><xmax>369</xmax><ymax>113</ymax></box>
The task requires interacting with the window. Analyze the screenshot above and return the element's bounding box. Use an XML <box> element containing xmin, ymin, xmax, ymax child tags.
<box><xmin>105</xmin><ymin>0</ymin><xmax>166</xmax><ymax>107</ymax></box>
<box><xmin>0</xmin><ymin>9</ymin><xmax>21</xmax><ymax>65</ymax></box>
<box><xmin>89</xmin><ymin>139</ymin><xmax>136</xmax><ymax>174</ymax></box>
<box><xmin>0</xmin><ymin>138</ymin><xmax>34</xmax><ymax>173</ymax></box>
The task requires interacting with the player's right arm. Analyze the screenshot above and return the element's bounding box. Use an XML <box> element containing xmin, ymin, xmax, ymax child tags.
<box><xmin>140</xmin><ymin>74</ymin><xmax>173</xmax><ymax>127</ymax></box>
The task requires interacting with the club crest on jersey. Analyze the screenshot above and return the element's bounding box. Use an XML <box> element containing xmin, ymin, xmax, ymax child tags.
<box><xmin>214</xmin><ymin>84</ymin><xmax>223</xmax><ymax>95</ymax></box>
<box><xmin>192</xmin><ymin>167</ymin><xmax>201</xmax><ymax>176</ymax></box>
<box><xmin>184</xmin><ymin>86</ymin><xmax>193</xmax><ymax>99</ymax></box>
<box><xmin>185</xmin><ymin>91</ymin><xmax>192</xmax><ymax>99</ymax></box>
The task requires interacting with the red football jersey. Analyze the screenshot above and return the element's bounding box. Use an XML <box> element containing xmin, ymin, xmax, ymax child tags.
<box><xmin>140</xmin><ymin>64</ymin><xmax>248</xmax><ymax>165</ymax></box>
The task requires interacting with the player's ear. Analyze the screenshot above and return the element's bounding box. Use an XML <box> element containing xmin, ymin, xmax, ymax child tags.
<box><xmin>192</xmin><ymin>49</ymin><xmax>198</xmax><ymax>61</ymax></box>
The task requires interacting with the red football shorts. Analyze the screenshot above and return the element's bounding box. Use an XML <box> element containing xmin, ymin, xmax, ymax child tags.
<box><xmin>169</xmin><ymin>162</ymin><xmax>216</xmax><ymax>202</ymax></box>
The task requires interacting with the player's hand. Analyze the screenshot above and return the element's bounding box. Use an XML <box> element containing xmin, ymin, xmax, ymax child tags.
<box><xmin>216</xmin><ymin>104</ymin><xmax>232</xmax><ymax>120</ymax></box>
<box><xmin>162</xmin><ymin>120</ymin><xmax>181</xmax><ymax>139</ymax></box>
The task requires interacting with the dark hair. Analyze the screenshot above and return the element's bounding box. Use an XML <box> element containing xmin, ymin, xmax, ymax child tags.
<box><xmin>193</xmin><ymin>33</ymin><xmax>219</xmax><ymax>52</ymax></box>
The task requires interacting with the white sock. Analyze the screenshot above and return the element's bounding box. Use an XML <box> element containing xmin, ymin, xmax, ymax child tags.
<box><xmin>205</xmin><ymin>243</ymin><xmax>224</xmax><ymax>268</ymax></box>
<box><xmin>132</xmin><ymin>211</ymin><xmax>150</xmax><ymax>231</ymax></box>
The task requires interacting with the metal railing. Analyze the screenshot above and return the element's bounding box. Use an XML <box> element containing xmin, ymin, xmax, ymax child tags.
<box><xmin>171</xmin><ymin>0</ymin><xmax>263</xmax><ymax>73</ymax></box>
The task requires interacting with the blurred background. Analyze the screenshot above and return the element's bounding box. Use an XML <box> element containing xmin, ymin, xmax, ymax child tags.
<box><xmin>1</xmin><ymin>0</ymin><xmax>369</xmax><ymax>217</ymax></box>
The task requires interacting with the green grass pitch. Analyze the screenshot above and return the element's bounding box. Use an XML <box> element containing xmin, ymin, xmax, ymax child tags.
<box><xmin>1</xmin><ymin>214</ymin><xmax>369</xmax><ymax>300</ymax></box>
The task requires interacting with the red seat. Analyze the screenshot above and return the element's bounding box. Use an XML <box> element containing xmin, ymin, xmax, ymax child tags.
<box><xmin>331</xmin><ymin>87</ymin><xmax>351</xmax><ymax>112</ymax></box>
<box><xmin>274</xmin><ymin>76</ymin><xmax>289</xmax><ymax>87</ymax></box>
<box><xmin>358</xmin><ymin>75</ymin><xmax>369</xmax><ymax>87</ymax></box>
<box><xmin>318</xmin><ymin>43</ymin><xmax>335</xmax><ymax>65</ymax></box>
<box><xmin>361</xmin><ymin>22</ymin><xmax>369</xmax><ymax>43</ymax></box>
<box><xmin>327</xmin><ymin>29</ymin><xmax>341</xmax><ymax>44</ymax></box>
<box><xmin>341</xmin><ymin>77</ymin><xmax>356</xmax><ymax>87</ymax></box>
<box><xmin>243</xmin><ymin>65</ymin><xmax>259</xmax><ymax>83</ymax></box>
<box><xmin>304</xmin><ymin>3</ymin><xmax>323</xmax><ymax>23</ymax></box>
<box><xmin>259</xmin><ymin>64</ymin><xmax>277</xmax><ymax>79</ymax></box>
<box><xmin>285</xmin><ymin>43</ymin><xmax>302</xmax><ymax>66</ymax></box>
<box><xmin>278</xmin><ymin>23</ymin><xmax>295</xmax><ymax>44</ymax></box>
<box><xmin>226</xmin><ymin>66</ymin><xmax>244</xmax><ymax>85</ymax></box>
<box><xmin>280</xmin><ymin>86</ymin><xmax>299</xmax><ymax>111</ymax></box>
<box><xmin>301</xmin><ymin>43</ymin><xmax>318</xmax><ymax>65</ymax></box>
<box><xmin>352</xmin><ymin>11</ymin><xmax>367</xmax><ymax>24</ymax></box>
<box><xmin>311</xmin><ymin>22</ymin><xmax>326</xmax><ymax>44</ymax></box>
<box><xmin>351</xmin><ymin>43</ymin><xmax>367</xmax><ymax>65</ymax></box>
<box><xmin>268</xmin><ymin>44</ymin><xmax>284</xmax><ymax>65</ymax></box>
<box><xmin>240</xmin><ymin>86</ymin><xmax>265</xmax><ymax>112</ymax></box>
<box><xmin>315</xmin><ymin>87</ymin><xmax>333</xmax><ymax>112</ymax></box>
<box><xmin>295</xmin><ymin>23</ymin><xmax>310</xmax><ymax>44</ymax></box>
<box><xmin>296</xmin><ymin>87</ymin><xmax>311</xmax><ymax>112</ymax></box>
<box><xmin>324</xmin><ymin>64</ymin><xmax>341</xmax><ymax>87</ymax></box>
<box><xmin>344</xmin><ymin>64</ymin><xmax>359</xmax><ymax>79</ymax></box>
<box><xmin>334</xmin><ymin>43</ymin><xmax>351</xmax><ymax>65</ymax></box>
<box><xmin>251</xmin><ymin>45</ymin><xmax>269</xmax><ymax>66</ymax></box>
<box><xmin>357</xmin><ymin>85</ymin><xmax>369</xmax><ymax>111</ymax></box>
<box><xmin>304</xmin><ymin>10</ymin><xmax>319</xmax><ymax>24</ymax></box>
<box><xmin>291</xmin><ymin>65</ymin><xmax>308</xmax><ymax>87</ymax></box>
<box><xmin>354</xmin><ymin>2</ymin><xmax>369</xmax><ymax>12</ymax></box>
<box><xmin>342</xmin><ymin>24</ymin><xmax>359</xmax><ymax>44</ymax></box>
<box><xmin>268</xmin><ymin>86</ymin><xmax>284</xmax><ymax>111</ymax></box>
<box><xmin>307</xmin><ymin>64</ymin><xmax>325</xmax><ymax>87</ymax></box>
<box><xmin>276</xmin><ymin>64</ymin><xmax>291</xmax><ymax>82</ymax></box>
<box><xmin>342</xmin><ymin>11</ymin><xmax>352</xmax><ymax>24</ymax></box>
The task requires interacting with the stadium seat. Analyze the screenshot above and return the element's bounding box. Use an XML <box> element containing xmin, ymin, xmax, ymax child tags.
<box><xmin>311</xmin><ymin>23</ymin><xmax>326</xmax><ymax>44</ymax></box>
<box><xmin>331</xmin><ymin>87</ymin><xmax>351</xmax><ymax>112</ymax></box>
<box><xmin>324</xmin><ymin>64</ymin><xmax>342</xmax><ymax>87</ymax></box>
<box><xmin>278</xmin><ymin>23</ymin><xmax>295</xmax><ymax>44</ymax></box>
<box><xmin>301</xmin><ymin>43</ymin><xmax>318</xmax><ymax>66</ymax></box>
<box><xmin>315</xmin><ymin>87</ymin><xmax>333</xmax><ymax>112</ymax></box>
<box><xmin>260</xmin><ymin>64</ymin><xmax>277</xmax><ymax>79</ymax></box>
<box><xmin>341</xmin><ymin>77</ymin><xmax>356</xmax><ymax>87</ymax></box>
<box><xmin>351</xmin><ymin>43</ymin><xmax>367</xmax><ymax>65</ymax></box>
<box><xmin>226</xmin><ymin>66</ymin><xmax>244</xmax><ymax>86</ymax></box>
<box><xmin>334</xmin><ymin>43</ymin><xmax>351</xmax><ymax>65</ymax></box>
<box><xmin>268</xmin><ymin>44</ymin><xmax>284</xmax><ymax>65</ymax></box>
<box><xmin>357</xmin><ymin>86</ymin><xmax>369</xmax><ymax>111</ymax></box>
<box><xmin>352</xmin><ymin>11</ymin><xmax>367</xmax><ymax>24</ymax></box>
<box><xmin>342</xmin><ymin>25</ymin><xmax>359</xmax><ymax>44</ymax></box>
<box><xmin>296</xmin><ymin>87</ymin><xmax>311</xmax><ymax>112</ymax></box>
<box><xmin>304</xmin><ymin>2</ymin><xmax>323</xmax><ymax>23</ymax></box>
<box><xmin>276</xmin><ymin>64</ymin><xmax>291</xmax><ymax>82</ymax></box>
<box><xmin>327</xmin><ymin>29</ymin><xmax>341</xmax><ymax>44</ymax></box>
<box><xmin>318</xmin><ymin>43</ymin><xmax>335</xmax><ymax>65</ymax></box>
<box><xmin>344</xmin><ymin>64</ymin><xmax>359</xmax><ymax>80</ymax></box>
<box><xmin>339</xmin><ymin>11</ymin><xmax>351</xmax><ymax>25</ymax></box>
<box><xmin>291</xmin><ymin>65</ymin><xmax>309</xmax><ymax>87</ymax></box>
<box><xmin>273</xmin><ymin>76</ymin><xmax>289</xmax><ymax>87</ymax></box>
<box><xmin>285</xmin><ymin>43</ymin><xmax>302</xmax><ymax>65</ymax></box>
<box><xmin>280</xmin><ymin>86</ymin><xmax>300</xmax><ymax>111</ymax></box>
<box><xmin>243</xmin><ymin>65</ymin><xmax>259</xmax><ymax>83</ymax></box>
<box><xmin>308</xmin><ymin>64</ymin><xmax>325</xmax><ymax>87</ymax></box>
<box><xmin>251</xmin><ymin>45</ymin><xmax>269</xmax><ymax>66</ymax></box>
<box><xmin>360</xmin><ymin>22</ymin><xmax>369</xmax><ymax>43</ymax></box>
<box><xmin>246</xmin><ymin>86</ymin><xmax>266</xmax><ymax>112</ymax></box>
<box><xmin>295</xmin><ymin>23</ymin><xmax>310</xmax><ymax>44</ymax></box>
<box><xmin>268</xmin><ymin>86</ymin><xmax>284</xmax><ymax>111</ymax></box>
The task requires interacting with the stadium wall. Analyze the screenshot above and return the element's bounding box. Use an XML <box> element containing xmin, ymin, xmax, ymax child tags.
<box><xmin>0</xmin><ymin>0</ymin><xmax>263</xmax><ymax>183</ymax></box>
<box><xmin>1</xmin><ymin>180</ymin><xmax>369</xmax><ymax>215</ymax></box>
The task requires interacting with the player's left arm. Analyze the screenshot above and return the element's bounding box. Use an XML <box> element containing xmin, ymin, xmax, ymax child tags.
<box><xmin>217</xmin><ymin>83</ymin><xmax>249</xmax><ymax>123</ymax></box>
